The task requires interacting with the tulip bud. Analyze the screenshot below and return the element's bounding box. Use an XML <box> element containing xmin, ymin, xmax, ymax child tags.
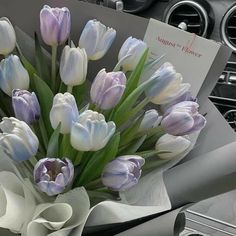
<box><xmin>71</xmin><ymin>110</ymin><xmax>116</xmax><ymax>151</ymax></box>
<box><xmin>60</xmin><ymin>45</ymin><xmax>88</xmax><ymax>86</ymax></box>
<box><xmin>0</xmin><ymin>55</ymin><xmax>30</xmax><ymax>96</ymax></box>
<box><xmin>50</xmin><ymin>93</ymin><xmax>79</xmax><ymax>134</ymax></box>
<box><xmin>90</xmin><ymin>69</ymin><xmax>126</xmax><ymax>110</ymax></box>
<box><xmin>161</xmin><ymin>101</ymin><xmax>206</xmax><ymax>136</ymax></box>
<box><xmin>145</xmin><ymin>62</ymin><xmax>190</xmax><ymax>105</ymax></box>
<box><xmin>0</xmin><ymin>17</ymin><xmax>16</xmax><ymax>56</ymax></box>
<box><xmin>79</xmin><ymin>19</ymin><xmax>116</xmax><ymax>60</ymax></box>
<box><xmin>155</xmin><ymin>134</ymin><xmax>191</xmax><ymax>160</ymax></box>
<box><xmin>40</xmin><ymin>5</ymin><xmax>71</xmax><ymax>46</ymax></box>
<box><xmin>118</xmin><ymin>37</ymin><xmax>147</xmax><ymax>72</ymax></box>
<box><xmin>139</xmin><ymin>109</ymin><xmax>162</xmax><ymax>132</ymax></box>
<box><xmin>0</xmin><ymin>117</ymin><xmax>39</xmax><ymax>162</ymax></box>
<box><xmin>101</xmin><ymin>155</ymin><xmax>145</xmax><ymax>191</ymax></box>
<box><xmin>34</xmin><ymin>158</ymin><xmax>74</xmax><ymax>196</ymax></box>
<box><xmin>12</xmin><ymin>89</ymin><xmax>40</xmax><ymax>124</ymax></box>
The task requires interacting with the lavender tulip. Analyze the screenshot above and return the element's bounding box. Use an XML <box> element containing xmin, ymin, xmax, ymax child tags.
<box><xmin>34</xmin><ymin>158</ymin><xmax>74</xmax><ymax>196</ymax></box>
<box><xmin>101</xmin><ymin>155</ymin><xmax>145</xmax><ymax>191</ymax></box>
<box><xmin>60</xmin><ymin>45</ymin><xmax>88</xmax><ymax>86</ymax></box>
<box><xmin>12</xmin><ymin>89</ymin><xmax>40</xmax><ymax>124</ymax></box>
<box><xmin>145</xmin><ymin>62</ymin><xmax>190</xmax><ymax>105</ymax></box>
<box><xmin>118</xmin><ymin>37</ymin><xmax>147</xmax><ymax>72</ymax></box>
<box><xmin>155</xmin><ymin>134</ymin><xmax>191</xmax><ymax>160</ymax></box>
<box><xmin>79</xmin><ymin>19</ymin><xmax>116</xmax><ymax>60</ymax></box>
<box><xmin>71</xmin><ymin>110</ymin><xmax>116</xmax><ymax>151</ymax></box>
<box><xmin>0</xmin><ymin>55</ymin><xmax>30</xmax><ymax>96</ymax></box>
<box><xmin>50</xmin><ymin>93</ymin><xmax>79</xmax><ymax>134</ymax></box>
<box><xmin>161</xmin><ymin>90</ymin><xmax>196</xmax><ymax>113</ymax></box>
<box><xmin>139</xmin><ymin>109</ymin><xmax>162</xmax><ymax>132</ymax></box>
<box><xmin>0</xmin><ymin>17</ymin><xmax>16</xmax><ymax>56</ymax></box>
<box><xmin>40</xmin><ymin>5</ymin><xmax>71</xmax><ymax>46</ymax></box>
<box><xmin>0</xmin><ymin>117</ymin><xmax>39</xmax><ymax>162</ymax></box>
<box><xmin>90</xmin><ymin>69</ymin><xmax>126</xmax><ymax>110</ymax></box>
<box><xmin>161</xmin><ymin>101</ymin><xmax>206</xmax><ymax>136</ymax></box>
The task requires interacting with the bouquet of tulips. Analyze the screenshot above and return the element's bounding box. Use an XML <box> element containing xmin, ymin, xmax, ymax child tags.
<box><xmin>0</xmin><ymin>4</ymin><xmax>207</xmax><ymax>236</ymax></box>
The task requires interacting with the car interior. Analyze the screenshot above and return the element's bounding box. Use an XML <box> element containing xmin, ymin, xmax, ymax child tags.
<box><xmin>81</xmin><ymin>1</ymin><xmax>236</xmax><ymax>235</ymax></box>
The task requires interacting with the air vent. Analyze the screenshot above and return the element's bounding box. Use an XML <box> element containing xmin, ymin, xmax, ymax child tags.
<box><xmin>164</xmin><ymin>1</ymin><xmax>209</xmax><ymax>37</ymax></box>
<box><xmin>221</xmin><ymin>5</ymin><xmax>236</xmax><ymax>52</ymax></box>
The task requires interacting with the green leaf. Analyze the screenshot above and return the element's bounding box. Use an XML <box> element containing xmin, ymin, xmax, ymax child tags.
<box><xmin>16</xmin><ymin>44</ymin><xmax>37</xmax><ymax>78</ymax></box>
<box><xmin>112</xmin><ymin>76</ymin><xmax>156</xmax><ymax>127</ymax></box>
<box><xmin>119</xmin><ymin>135</ymin><xmax>147</xmax><ymax>156</ymax></box>
<box><xmin>75</xmin><ymin>133</ymin><xmax>120</xmax><ymax>186</ymax></box>
<box><xmin>47</xmin><ymin>124</ymin><xmax>61</xmax><ymax>157</ymax></box>
<box><xmin>32</xmin><ymin>74</ymin><xmax>54</xmax><ymax>137</ymax></box>
<box><xmin>119</xmin><ymin>115</ymin><xmax>144</xmax><ymax>146</ymax></box>
<box><xmin>73</xmin><ymin>82</ymin><xmax>89</xmax><ymax>108</ymax></box>
<box><xmin>34</xmin><ymin>32</ymin><xmax>50</xmax><ymax>85</ymax></box>
<box><xmin>60</xmin><ymin>134</ymin><xmax>78</xmax><ymax>161</ymax></box>
<box><xmin>122</xmin><ymin>49</ymin><xmax>148</xmax><ymax>101</ymax></box>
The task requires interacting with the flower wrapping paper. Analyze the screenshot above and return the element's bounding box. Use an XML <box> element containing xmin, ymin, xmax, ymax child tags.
<box><xmin>0</xmin><ymin>0</ymin><xmax>234</xmax><ymax>236</ymax></box>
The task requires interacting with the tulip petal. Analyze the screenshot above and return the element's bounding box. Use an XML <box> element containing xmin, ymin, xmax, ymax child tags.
<box><xmin>156</xmin><ymin>134</ymin><xmax>191</xmax><ymax>159</ymax></box>
<box><xmin>70</xmin><ymin>122</ymin><xmax>92</xmax><ymax>151</ymax></box>
<box><xmin>161</xmin><ymin>111</ymin><xmax>194</xmax><ymax>136</ymax></box>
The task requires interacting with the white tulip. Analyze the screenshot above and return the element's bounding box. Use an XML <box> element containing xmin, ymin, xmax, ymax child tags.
<box><xmin>50</xmin><ymin>93</ymin><xmax>79</xmax><ymax>134</ymax></box>
<box><xmin>146</xmin><ymin>62</ymin><xmax>191</xmax><ymax>105</ymax></box>
<box><xmin>139</xmin><ymin>109</ymin><xmax>162</xmax><ymax>132</ymax></box>
<box><xmin>0</xmin><ymin>117</ymin><xmax>39</xmax><ymax>162</ymax></box>
<box><xmin>0</xmin><ymin>55</ymin><xmax>30</xmax><ymax>96</ymax></box>
<box><xmin>79</xmin><ymin>19</ymin><xmax>116</xmax><ymax>60</ymax></box>
<box><xmin>118</xmin><ymin>37</ymin><xmax>147</xmax><ymax>72</ymax></box>
<box><xmin>0</xmin><ymin>17</ymin><xmax>16</xmax><ymax>56</ymax></box>
<box><xmin>60</xmin><ymin>45</ymin><xmax>88</xmax><ymax>86</ymax></box>
<box><xmin>155</xmin><ymin>134</ymin><xmax>191</xmax><ymax>160</ymax></box>
<box><xmin>71</xmin><ymin>110</ymin><xmax>116</xmax><ymax>151</ymax></box>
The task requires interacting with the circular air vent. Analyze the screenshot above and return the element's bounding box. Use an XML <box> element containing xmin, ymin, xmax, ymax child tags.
<box><xmin>221</xmin><ymin>5</ymin><xmax>236</xmax><ymax>52</ymax></box>
<box><xmin>164</xmin><ymin>0</ymin><xmax>209</xmax><ymax>37</ymax></box>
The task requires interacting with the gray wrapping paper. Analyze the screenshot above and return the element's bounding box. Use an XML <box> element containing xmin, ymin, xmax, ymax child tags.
<box><xmin>115</xmin><ymin>208</ymin><xmax>186</xmax><ymax>236</ymax></box>
<box><xmin>164</xmin><ymin>135</ymin><xmax>236</xmax><ymax>208</ymax></box>
<box><xmin>0</xmin><ymin>1</ymin><xmax>234</xmax><ymax>236</ymax></box>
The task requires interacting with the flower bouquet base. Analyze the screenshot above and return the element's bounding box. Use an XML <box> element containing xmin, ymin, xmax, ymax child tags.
<box><xmin>0</xmin><ymin>1</ymin><xmax>235</xmax><ymax>236</ymax></box>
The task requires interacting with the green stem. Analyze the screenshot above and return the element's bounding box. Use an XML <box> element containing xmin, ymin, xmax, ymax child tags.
<box><xmin>143</xmin><ymin>159</ymin><xmax>169</xmax><ymax>172</ymax></box>
<box><xmin>67</xmin><ymin>85</ymin><xmax>73</xmax><ymax>93</ymax></box>
<box><xmin>51</xmin><ymin>45</ymin><xmax>58</xmax><ymax>91</ymax></box>
<box><xmin>74</xmin><ymin>151</ymin><xmax>84</xmax><ymax>166</ymax></box>
<box><xmin>87</xmin><ymin>190</ymin><xmax>119</xmax><ymax>201</ymax></box>
<box><xmin>31</xmin><ymin>124</ymin><xmax>46</xmax><ymax>154</ymax></box>
<box><xmin>84</xmin><ymin>178</ymin><xmax>103</xmax><ymax>190</ymax></box>
<box><xmin>0</xmin><ymin>107</ymin><xmax>6</xmax><ymax>117</ymax></box>
<box><xmin>136</xmin><ymin>150</ymin><xmax>164</xmax><ymax>159</ymax></box>
<box><xmin>38</xmin><ymin>117</ymin><xmax>48</xmax><ymax>150</ymax></box>
<box><xmin>29</xmin><ymin>156</ymin><xmax>38</xmax><ymax>166</ymax></box>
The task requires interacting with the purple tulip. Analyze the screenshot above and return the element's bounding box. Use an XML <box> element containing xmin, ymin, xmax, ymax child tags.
<box><xmin>101</xmin><ymin>155</ymin><xmax>145</xmax><ymax>191</ymax></box>
<box><xmin>34</xmin><ymin>158</ymin><xmax>74</xmax><ymax>196</ymax></box>
<box><xmin>161</xmin><ymin>101</ymin><xmax>206</xmax><ymax>136</ymax></box>
<box><xmin>40</xmin><ymin>5</ymin><xmax>71</xmax><ymax>46</ymax></box>
<box><xmin>12</xmin><ymin>89</ymin><xmax>40</xmax><ymax>124</ymax></box>
<box><xmin>90</xmin><ymin>69</ymin><xmax>126</xmax><ymax>110</ymax></box>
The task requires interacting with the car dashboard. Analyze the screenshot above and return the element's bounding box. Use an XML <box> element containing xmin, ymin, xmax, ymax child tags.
<box><xmin>125</xmin><ymin>0</ymin><xmax>236</xmax><ymax>132</ymax></box>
